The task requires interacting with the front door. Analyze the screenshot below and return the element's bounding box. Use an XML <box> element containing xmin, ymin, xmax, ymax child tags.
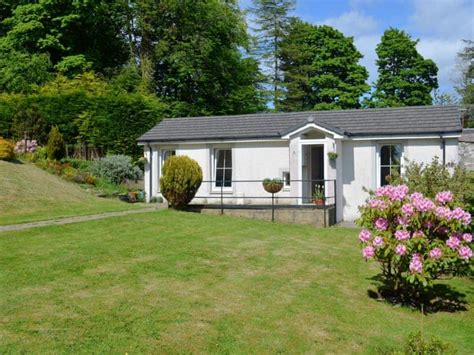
<box><xmin>310</xmin><ymin>145</ymin><xmax>324</xmax><ymax>199</ymax></box>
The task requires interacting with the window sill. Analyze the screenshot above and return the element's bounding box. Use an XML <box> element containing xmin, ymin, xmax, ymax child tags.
<box><xmin>210</xmin><ymin>189</ymin><xmax>234</xmax><ymax>195</ymax></box>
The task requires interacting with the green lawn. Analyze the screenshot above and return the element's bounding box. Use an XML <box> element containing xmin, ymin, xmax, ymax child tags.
<box><xmin>0</xmin><ymin>160</ymin><xmax>141</xmax><ymax>225</ymax></box>
<box><xmin>1</xmin><ymin>210</ymin><xmax>472</xmax><ymax>353</ymax></box>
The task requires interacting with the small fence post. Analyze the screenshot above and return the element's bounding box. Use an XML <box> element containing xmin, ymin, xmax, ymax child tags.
<box><xmin>333</xmin><ymin>179</ymin><xmax>337</xmax><ymax>226</ymax></box>
<box><xmin>271</xmin><ymin>192</ymin><xmax>275</xmax><ymax>222</ymax></box>
<box><xmin>220</xmin><ymin>182</ymin><xmax>223</xmax><ymax>215</ymax></box>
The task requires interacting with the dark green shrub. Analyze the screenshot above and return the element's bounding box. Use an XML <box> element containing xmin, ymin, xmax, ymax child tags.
<box><xmin>160</xmin><ymin>156</ymin><xmax>202</xmax><ymax>209</ymax></box>
<box><xmin>91</xmin><ymin>155</ymin><xmax>142</xmax><ymax>184</ymax></box>
<box><xmin>46</xmin><ymin>126</ymin><xmax>65</xmax><ymax>160</ymax></box>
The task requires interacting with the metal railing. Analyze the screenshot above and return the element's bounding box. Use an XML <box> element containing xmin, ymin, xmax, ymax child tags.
<box><xmin>191</xmin><ymin>179</ymin><xmax>337</xmax><ymax>227</ymax></box>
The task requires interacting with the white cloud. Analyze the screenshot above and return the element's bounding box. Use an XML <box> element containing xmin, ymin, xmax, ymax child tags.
<box><xmin>410</xmin><ymin>0</ymin><xmax>474</xmax><ymax>40</ymax></box>
<box><xmin>321</xmin><ymin>10</ymin><xmax>379</xmax><ymax>37</ymax></box>
<box><xmin>409</xmin><ymin>0</ymin><xmax>473</xmax><ymax>94</ymax></box>
<box><xmin>417</xmin><ymin>38</ymin><xmax>465</xmax><ymax>90</ymax></box>
<box><xmin>354</xmin><ymin>34</ymin><xmax>380</xmax><ymax>85</ymax></box>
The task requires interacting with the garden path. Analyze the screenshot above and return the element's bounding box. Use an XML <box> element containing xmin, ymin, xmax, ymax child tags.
<box><xmin>0</xmin><ymin>207</ymin><xmax>163</xmax><ymax>233</ymax></box>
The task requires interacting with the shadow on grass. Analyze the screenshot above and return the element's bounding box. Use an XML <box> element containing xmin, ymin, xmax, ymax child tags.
<box><xmin>367</xmin><ymin>274</ymin><xmax>468</xmax><ymax>314</ymax></box>
<box><xmin>6</xmin><ymin>158</ymin><xmax>23</xmax><ymax>164</ymax></box>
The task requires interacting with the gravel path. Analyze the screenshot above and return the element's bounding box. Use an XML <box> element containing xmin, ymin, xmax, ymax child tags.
<box><xmin>0</xmin><ymin>207</ymin><xmax>162</xmax><ymax>233</ymax></box>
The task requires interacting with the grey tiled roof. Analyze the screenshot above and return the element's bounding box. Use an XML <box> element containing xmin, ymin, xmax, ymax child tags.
<box><xmin>460</xmin><ymin>128</ymin><xmax>474</xmax><ymax>143</ymax></box>
<box><xmin>138</xmin><ymin>105</ymin><xmax>462</xmax><ymax>142</ymax></box>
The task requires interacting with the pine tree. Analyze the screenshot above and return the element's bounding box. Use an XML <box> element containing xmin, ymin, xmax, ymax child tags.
<box><xmin>250</xmin><ymin>0</ymin><xmax>295</xmax><ymax>110</ymax></box>
<box><xmin>369</xmin><ymin>28</ymin><xmax>438</xmax><ymax>107</ymax></box>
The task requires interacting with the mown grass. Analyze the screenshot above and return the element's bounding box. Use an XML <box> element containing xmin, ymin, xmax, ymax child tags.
<box><xmin>1</xmin><ymin>210</ymin><xmax>472</xmax><ymax>353</ymax></box>
<box><xmin>0</xmin><ymin>160</ymin><xmax>141</xmax><ymax>225</ymax></box>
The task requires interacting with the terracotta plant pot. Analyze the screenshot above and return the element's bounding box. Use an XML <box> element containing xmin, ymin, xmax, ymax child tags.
<box><xmin>313</xmin><ymin>198</ymin><xmax>325</xmax><ymax>206</ymax></box>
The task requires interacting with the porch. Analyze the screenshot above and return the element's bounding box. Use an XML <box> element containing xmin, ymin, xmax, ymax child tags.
<box><xmin>189</xmin><ymin>179</ymin><xmax>337</xmax><ymax>227</ymax></box>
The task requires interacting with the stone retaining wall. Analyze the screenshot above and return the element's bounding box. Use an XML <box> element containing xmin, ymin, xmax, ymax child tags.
<box><xmin>187</xmin><ymin>205</ymin><xmax>335</xmax><ymax>227</ymax></box>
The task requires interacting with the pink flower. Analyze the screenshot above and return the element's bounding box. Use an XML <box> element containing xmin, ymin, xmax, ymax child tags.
<box><xmin>409</xmin><ymin>253</ymin><xmax>423</xmax><ymax>274</ymax></box>
<box><xmin>373</xmin><ymin>236</ymin><xmax>384</xmax><ymax>248</ymax></box>
<box><xmin>462</xmin><ymin>211</ymin><xmax>472</xmax><ymax>226</ymax></box>
<box><xmin>434</xmin><ymin>206</ymin><xmax>452</xmax><ymax>220</ymax></box>
<box><xmin>429</xmin><ymin>247</ymin><xmax>443</xmax><ymax>259</ymax></box>
<box><xmin>446</xmin><ymin>235</ymin><xmax>461</xmax><ymax>250</ymax></box>
<box><xmin>435</xmin><ymin>191</ymin><xmax>453</xmax><ymax>204</ymax></box>
<box><xmin>368</xmin><ymin>199</ymin><xmax>388</xmax><ymax>209</ymax></box>
<box><xmin>412</xmin><ymin>230</ymin><xmax>424</xmax><ymax>238</ymax></box>
<box><xmin>410</xmin><ymin>192</ymin><xmax>424</xmax><ymax>202</ymax></box>
<box><xmin>413</xmin><ymin>197</ymin><xmax>435</xmax><ymax>212</ymax></box>
<box><xmin>362</xmin><ymin>246</ymin><xmax>375</xmax><ymax>259</ymax></box>
<box><xmin>374</xmin><ymin>217</ymin><xmax>389</xmax><ymax>231</ymax></box>
<box><xmin>448</xmin><ymin>208</ymin><xmax>471</xmax><ymax>226</ymax></box>
<box><xmin>394</xmin><ymin>230</ymin><xmax>410</xmax><ymax>241</ymax></box>
<box><xmin>375</xmin><ymin>185</ymin><xmax>408</xmax><ymax>201</ymax></box>
<box><xmin>401</xmin><ymin>203</ymin><xmax>414</xmax><ymax>216</ymax></box>
<box><xmin>463</xmin><ymin>233</ymin><xmax>472</xmax><ymax>243</ymax></box>
<box><xmin>395</xmin><ymin>244</ymin><xmax>407</xmax><ymax>255</ymax></box>
<box><xmin>397</xmin><ymin>216</ymin><xmax>409</xmax><ymax>226</ymax></box>
<box><xmin>359</xmin><ymin>229</ymin><xmax>371</xmax><ymax>243</ymax></box>
<box><xmin>458</xmin><ymin>246</ymin><xmax>473</xmax><ymax>260</ymax></box>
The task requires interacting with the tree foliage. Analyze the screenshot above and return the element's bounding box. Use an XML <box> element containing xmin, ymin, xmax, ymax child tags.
<box><xmin>130</xmin><ymin>0</ymin><xmax>266</xmax><ymax>116</ymax></box>
<box><xmin>46</xmin><ymin>126</ymin><xmax>65</xmax><ymax>161</ymax></box>
<box><xmin>0</xmin><ymin>1</ymin><xmax>129</xmax><ymax>92</ymax></box>
<box><xmin>455</xmin><ymin>40</ymin><xmax>474</xmax><ymax>107</ymax></box>
<box><xmin>250</xmin><ymin>0</ymin><xmax>295</xmax><ymax>110</ymax></box>
<box><xmin>368</xmin><ymin>28</ymin><xmax>438</xmax><ymax>107</ymax></box>
<box><xmin>279</xmin><ymin>19</ymin><xmax>369</xmax><ymax>111</ymax></box>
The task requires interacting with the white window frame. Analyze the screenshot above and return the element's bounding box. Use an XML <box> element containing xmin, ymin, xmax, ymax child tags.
<box><xmin>376</xmin><ymin>143</ymin><xmax>403</xmax><ymax>187</ymax></box>
<box><xmin>282</xmin><ymin>171</ymin><xmax>291</xmax><ymax>189</ymax></box>
<box><xmin>160</xmin><ymin>149</ymin><xmax>176</xmax><ymax>168</ymax></box>
<box><xmin>213</xmin><ymin>148</ymin><xmax>233</xmax><ymax>192</ymax></box>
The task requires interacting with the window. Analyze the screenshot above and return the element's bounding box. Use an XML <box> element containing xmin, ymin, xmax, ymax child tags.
<box><xmin>282</xmin><ymin>171</ymin><xmax>290</xmax><ymax>188</ymax></box>
<box><xmin>380</xmin><ymin>144</ymin><xmax>402</xmax><ymax>186</ymax></box>
<box><xmin>215</xmin><ymin>149</ymin><xmax>232</xmax><ymax>187</ymax></box>
<box><xmin>162</xmin><ymin>150</ymin><xmax>175</xmax><ymax>167</ymax></box>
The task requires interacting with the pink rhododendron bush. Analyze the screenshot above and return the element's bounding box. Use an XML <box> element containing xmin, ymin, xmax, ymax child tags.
<box><xmin>14</xmin><ymin>139</ymin><xmax>38</xmax><ymax>154</ymax></box>
<box><xmin>358</xmin><ymin>184</ymin><xmax>472</xmax><ymax>298</ymax></box>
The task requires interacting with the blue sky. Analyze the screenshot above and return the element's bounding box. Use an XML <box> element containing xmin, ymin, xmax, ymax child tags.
<box><xmin>240</xmin><ymin>0</ymin><xmax>474</xmax><ymax>97</ymax></box>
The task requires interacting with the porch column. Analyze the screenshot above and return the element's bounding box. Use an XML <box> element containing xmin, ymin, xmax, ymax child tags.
<box><xmin>151</xmin><ymin>147</ymin><xmax>159</xmax><ymax>198</ymax></box>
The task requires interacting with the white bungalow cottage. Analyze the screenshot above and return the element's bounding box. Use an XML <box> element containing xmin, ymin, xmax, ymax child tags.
<box><xmin>138</xmin><ymin>105</ymin><xmax>462</xmax><ymax>223</ymax></box>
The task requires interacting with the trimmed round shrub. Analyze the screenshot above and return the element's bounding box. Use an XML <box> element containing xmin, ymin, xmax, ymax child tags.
<box><xmin>160</xmin><ymin>156</ymin><xmax>202</xmax><ymax>209</ymax></box>
<box><xmin>46</xmin><ymin>126</ymin><xmax>65</xmax><ymax>161</ymax></box>
<box><xmin>0</xmin><ymin>138</ymin><xmax>15</xmax><ymax>161</ymax></box>
<box><xmin>91</xmin><ymin>154</ymin><xmax>142</xmax><ymax>184</ymax></box>
<box><xmin>358</xmin><ymin>184</ymin><xmax>472</xmax><ymax>300</ymax></box>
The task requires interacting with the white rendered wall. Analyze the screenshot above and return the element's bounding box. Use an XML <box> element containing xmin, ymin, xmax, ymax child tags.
<box><xmin>151</xmin><ymin>141</ymin><xmax>292</xmax><ymax>205</ymax></box>
<box><xmin>341</xmin><ymin>141</ymin><xmax>376</xmax><ymax>222</ymax></box>
<box><xmin>341</xmin><ymin>137</ymin><xmax>459</xmax><ymax>221</ymax></box>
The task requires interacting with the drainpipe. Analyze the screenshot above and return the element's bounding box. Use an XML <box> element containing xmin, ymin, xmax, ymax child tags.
<box><xmin>148</xmin><ymin>145</ymin><xmax>153</xmax><ymax>202</ymax></box>
<box><xmin>441</xmin><ymin>136</ymin><xmax>446</xmax><ymax>166</ymax></box>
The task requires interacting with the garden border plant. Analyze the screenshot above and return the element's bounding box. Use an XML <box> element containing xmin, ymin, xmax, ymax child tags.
<box><xmin>357</xmin><ymin>184</ymin><xmax>472</xmax><ymax>306</ymax></box>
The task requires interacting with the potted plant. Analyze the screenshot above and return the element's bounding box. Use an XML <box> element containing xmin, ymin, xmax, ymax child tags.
<box><xmin>262</xmin><ymin>178</ymin><xmax>284</xmax><ymax>194</ymax></box>
<box><xmin>313</xmin><ymin>185</ymin><xmax>325</xmax><ymax>206</ymax></box>
<box><xmin>327</xmin><ymin>151</ymin><xmax>338</xmax><ymax>161</ymax></box>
